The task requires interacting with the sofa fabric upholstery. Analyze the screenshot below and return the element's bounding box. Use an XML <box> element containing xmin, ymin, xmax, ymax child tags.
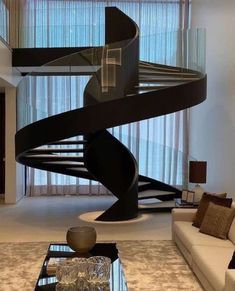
<box><xmin>225</xmin><ymin>270</ymin><xmax>235</xmax><ymax>291</ymax></box>
<box><xmin>228</xmin><ymin>218</ymin><xmax>235</xmax><ymax>245</ymax></box>
<box><xmin>174</xmin><ymin>221</ymin><xmax>234</xmax><ymax>252</ymax></box>
<box><xmin>192</xmin><ymin>245</ymin><xmax>235</xmax><ymax>291</ymax></box>
<box><xmin>172</xmin><ymin>207</ymin><xmax>235</xmax><ymax>291</ymax></box>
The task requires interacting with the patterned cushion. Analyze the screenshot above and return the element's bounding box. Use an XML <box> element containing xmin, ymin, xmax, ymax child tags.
<box><xmin>199</xmin><ymin>202</ymin><xmax>235</xmax><ymax>239</ymax></box>
<box><xmin>192</xmin><ymin>193</ymin><xmax>232</xmax><ymax>228</ymax></box>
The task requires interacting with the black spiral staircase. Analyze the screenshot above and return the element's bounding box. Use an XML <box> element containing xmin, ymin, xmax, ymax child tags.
<box><xmin>14</xmin><ymin>7</ymin><xmax>207</xmax><ymax>221</ymax></box>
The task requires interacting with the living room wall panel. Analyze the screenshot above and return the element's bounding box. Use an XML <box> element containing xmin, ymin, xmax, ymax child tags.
<box><xmin>5</xmin><ymin>87</ymin><xmax>24</xmax><ymax>203</ymax></box>
<box><xmin>0</xmin><ymin>38</ymin><xmax>21</xmax><ymax>87</ymax></box>
<box><xmin>189</xmin><ymin>0</ymin><xmax>235</xmax><ymax>197</ymax></box>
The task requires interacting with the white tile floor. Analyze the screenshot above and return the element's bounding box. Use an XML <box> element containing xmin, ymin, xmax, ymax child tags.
<box><xmin>0</xmin><ymin>196</ymin><xmax>172</xmax><ymax>242</ymax></box>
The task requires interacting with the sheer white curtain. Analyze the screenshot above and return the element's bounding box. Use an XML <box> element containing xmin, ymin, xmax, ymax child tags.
<box><xmin>22</xmin><ymin>75</ymin><xmax>94</xmax><ymax>195</ymax></box>
<box><xmin>0</xmin><ymin>0</ymin><xmax>9</xmax><ymax>42</ymax></box>
<box><xmin>18</xmin><ymin>0</ymin><xmax>190</xmax><ymax>196</ymax></box>
<box><xmin>19</xmin><ymin>0</ymin><xmax>106</xmax><ymax>47</ymax></box>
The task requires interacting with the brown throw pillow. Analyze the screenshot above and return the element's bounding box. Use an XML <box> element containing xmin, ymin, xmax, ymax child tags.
<box><xmin>205</xmin><ymin>192</ymin><xmax>227</xmax><ymax>198</ymax></box>
<box><xmin>192</xmin><ymin>193</ymin><xmax>232</xmax><ymax>228</ymax></box>
<box><xmin>199</xmin><ymin>202</ymin><xmax>235</xmax><ymax>239</ymax></box>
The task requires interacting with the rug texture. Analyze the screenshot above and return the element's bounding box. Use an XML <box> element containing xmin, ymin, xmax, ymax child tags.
<box><xmin>117</xmin><ymin>240</ymin><xmax>203</xmax><ymax>291</ymax></box>
<box><xmin>0</xmin><ymin>241</ymin><xmax>202</xmax><ymax>291</ymax></box>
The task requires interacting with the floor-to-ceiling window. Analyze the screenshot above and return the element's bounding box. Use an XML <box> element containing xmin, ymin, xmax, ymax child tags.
<box><xmin>17</xmin><ymin>0</ymin><xmax>191</xmax><ymax>196</ymax></box>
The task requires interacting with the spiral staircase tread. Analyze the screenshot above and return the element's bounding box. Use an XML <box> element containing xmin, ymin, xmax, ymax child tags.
<box><xmin>138</xmin><ymin>199</ymin><xmax>175</xmax><ymax>209</ymax></box>
<box><xmin>67</xmin><ymin>167</ymin><xmax>89</xmax><ymax>172</ymax></box>
<box><xmin>28</xmin><ymin>148</ymin><xmax>84</xmax><ymax>153</ymax></box>
<box><xmin>139</xmin><ymin>61</ymin><xmax>182</xmax><ymax>72</ymax></box>
<box><xmin>49</xmin><ymin>140</ymin><xmax>87</xmax><ymax>145</ymax></box>
<box><xmin>138</xmin><ymin>189</ymin><xmax>176</xmax><ymax>199</ymax></box>
<box><xmin>134</xmin><ymin>85</ymin><xmax>169</xmax><ymax>90</ymax></box>
<box><xmin>24</xmin><ymin>155</ymin><xmax>84</xmax><ymax>162</ymax></box>
<box><xmin>139</xmin><ymin>76</ymin><xmax>200</xmax><ymax>82</ymax></box>
<box><xmin>42</xmin><ymin>161</ymin><xmax>84</xmax><ymax>166</ymax></box>
<box><xmin>139</xmin><ymin>69</ymin><xmax>198</xmax><ymax>77</ymax></box>
<box><xmin>138</xmin><ymin>80</ymin><xmax>186</xmax><ymax>85</ymax></box>
<box><xmin>138</xmin><ymin>181</ymin><xmax>151</xmax><ymax>186</ymax></box>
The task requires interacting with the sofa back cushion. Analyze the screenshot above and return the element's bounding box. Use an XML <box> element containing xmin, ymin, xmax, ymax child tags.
<box><xmin>193</xmin><ymin>193</ymin><xmax>232</xmax><ymax>228</ymax></box>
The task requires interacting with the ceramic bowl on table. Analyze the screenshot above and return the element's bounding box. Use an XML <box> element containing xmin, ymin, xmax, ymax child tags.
<box><xmin>66</xmin><ymin>226</ymin><xmax>97</xmax><ymax>253</ymax></box>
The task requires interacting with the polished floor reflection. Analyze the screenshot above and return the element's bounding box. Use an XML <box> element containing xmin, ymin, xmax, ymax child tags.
<box><xmin>0</xmin><ymin>196</ymin><xmax>172</xmax><ymax>242</ymax></box>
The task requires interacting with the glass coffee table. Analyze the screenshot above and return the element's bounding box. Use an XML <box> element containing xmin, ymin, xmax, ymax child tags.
<box><xmin>35</xmin><ymin>243</ymin><xmax>128</xmax><ymax>290</ymax></box>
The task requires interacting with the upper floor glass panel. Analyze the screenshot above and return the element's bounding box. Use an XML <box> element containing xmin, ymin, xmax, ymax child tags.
<box><xmin>18</xmin><ymin>0</ymin><xmax>183</xmax><ymax>48</ymax></box>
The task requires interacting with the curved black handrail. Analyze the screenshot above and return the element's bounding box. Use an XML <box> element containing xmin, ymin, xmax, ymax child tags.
<box><xmin>15</xmin><ymin>7</ymin><xmax>207</xmax><ymax>221</ymax></box>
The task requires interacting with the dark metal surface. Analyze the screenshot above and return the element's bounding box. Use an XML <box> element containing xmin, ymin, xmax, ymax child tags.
<box><xmin>15</xmin><ymin>76</ymin><xmax>206</xmax><ymax>157</ymax></box>
<box><xmin>12</xmin><ymin>47</ymin><xmax>91</xmax><ymax>67</ymax></box>
<box><xmin>138</xmin><ymin>175</ymin><xmax>181</xmax><ymax>198</ymax></box>
<box><xmin>85</xmin><ymin>130</ymin><xmax>138</xmax><ymax>221</ymax></box>
<box><xmin>15</xmin><ymin>7</ymin><xmax>207</xmax><ymax>221</ymax></box>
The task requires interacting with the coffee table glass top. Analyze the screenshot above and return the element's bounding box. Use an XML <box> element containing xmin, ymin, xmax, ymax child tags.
<box><xmin>35</xmin><ymin>243</ymin><xmax>128</xmax><ymax>291</ymax></box>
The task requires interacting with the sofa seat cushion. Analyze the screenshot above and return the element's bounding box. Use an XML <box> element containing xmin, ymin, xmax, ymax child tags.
<box><xmin>191</xmin><ymin>245</ymin><xmax>235</xmax><ymax>291</ymax></box>
<box><xmin>174</xmin><ymin>221</ymin><xmax>234</xmax><ymax>253</ymax></box>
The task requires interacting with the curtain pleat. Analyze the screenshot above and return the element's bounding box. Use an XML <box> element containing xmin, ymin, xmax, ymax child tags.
<box><xmin>0</xmin><ymin>0</ymin><xmax>9</xmax><ymax>41</ymax></box>
<box><xmin>18</xmin><ymin>0</ymin><xmax>190</xmax><ymax>196</ymax></box>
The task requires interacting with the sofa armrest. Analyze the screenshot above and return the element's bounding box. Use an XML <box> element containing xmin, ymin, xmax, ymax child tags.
<box><xmin>172</xmin><ymin>208</ymin><xmax>197</xmax><ymax>222</ymax></box>
<box><xmin>225</xmin><ymin>269</ymin><xmax>235</xmax><ymax>291</ymax></box>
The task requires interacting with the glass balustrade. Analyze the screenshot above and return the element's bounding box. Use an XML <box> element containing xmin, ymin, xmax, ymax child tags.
<box><xmin>140</xmin><ymin>28</ymin><xmax>206</xmax><ymax>73</ymax></box>
<box><xmin>18</xmin><ymin>24</ymin><xmax>105</xmax><ymax>48</ymax></box>
<box><xmin>17</xmin><ymin>28</ymin><xmax>205</xmax><ymax>128</ymax></box>
<box><xmin>110</xmin><ymin>131</ymin><xmax>196</xmax><ymax>189</ymax></box>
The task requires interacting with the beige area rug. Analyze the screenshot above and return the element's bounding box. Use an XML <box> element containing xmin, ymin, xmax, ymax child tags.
<box><xmin>0</xmin><ymin>242</ymin><xmax>49</xmax><ymax>291</ymax></box>
<box><xmin>117</xmin><ymin>241</ymin><xmax>203</xmax><ymax>291</ymax></box>
<box><xmin>0</xmin><ymin>241</ymin><xmax>202</xmax><ymax>291</ymax></box>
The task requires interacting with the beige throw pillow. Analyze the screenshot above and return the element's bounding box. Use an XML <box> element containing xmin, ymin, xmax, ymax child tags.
<box><xmin>199</xmin><ymin>202</ymin><xmax>235</xmax><ymax>239</ymax></box>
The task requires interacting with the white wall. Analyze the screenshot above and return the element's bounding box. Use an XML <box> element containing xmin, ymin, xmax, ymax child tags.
<box><xmin>5</xmin><ymin>87</ymin><xmax>24</xmax><ymax>203</ymax></box>
<box><xmin>0</xmin><ymin>37</ymin><xmax>23</xmax><ymax>203</ymax></box>
<box><xmin>189</xmin><ymin>0</ymin><xmax>235</xmax><ymax>196</ymax></box>
<box><xmin>0</xmin><ymin>39</ymin><xmax>21</xmax><ymax>87</ymax></box>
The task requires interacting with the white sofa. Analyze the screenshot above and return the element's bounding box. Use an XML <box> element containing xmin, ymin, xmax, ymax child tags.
<box><xmin>172</xmin><ymin>207</ymin><xmax>235</xmax><ymax>291</ymax></box>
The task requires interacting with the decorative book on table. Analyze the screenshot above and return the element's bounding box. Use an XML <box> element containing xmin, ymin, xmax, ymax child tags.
<box><xmin>175</xmin><ymin>198</ymin><xmax>198</xmax><ymax>207</ymax></box>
